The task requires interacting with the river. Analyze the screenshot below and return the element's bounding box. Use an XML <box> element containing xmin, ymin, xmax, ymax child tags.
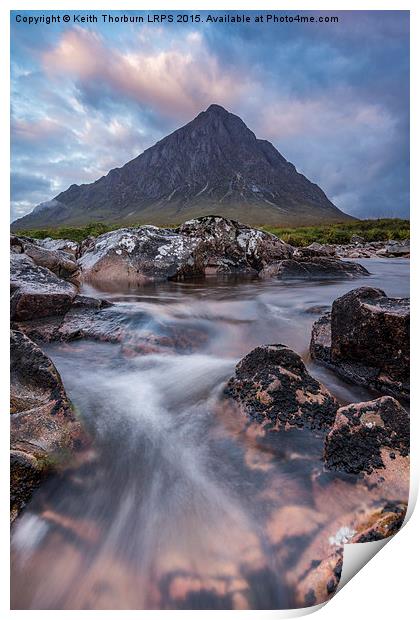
<box><xmin>11</xmin><ymin>258</ymin><xmax>409</xmax><ymax>610</ymax></box>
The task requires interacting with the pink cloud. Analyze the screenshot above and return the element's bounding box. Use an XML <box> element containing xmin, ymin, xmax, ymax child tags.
<box><xmin>42</xmin><ymin>27</ymin><xmax>246</xmax><ymax>120</ymax></box>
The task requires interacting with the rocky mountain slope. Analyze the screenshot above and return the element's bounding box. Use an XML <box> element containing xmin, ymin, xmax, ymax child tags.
<box><xmin>12</xmin><ymin>104</ymin><xmax>352</xmax><ymax>230</ymax></box>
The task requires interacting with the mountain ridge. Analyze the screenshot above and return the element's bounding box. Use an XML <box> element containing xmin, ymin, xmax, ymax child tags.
<box><xmin>12</xmin><ymin>104</ymin><xmax>353</xmax><ymax>230</ymax></box>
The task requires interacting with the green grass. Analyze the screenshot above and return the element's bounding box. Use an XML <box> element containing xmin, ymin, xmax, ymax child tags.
<box><xmin>14</xmin><ymin>218</ymin><xmax>409</xmax><ymax>246</ymax></box>
<box><xmin>261</xmin><ymin>219</ymin><xmax>410</xmax><ymax>247</ymax></box>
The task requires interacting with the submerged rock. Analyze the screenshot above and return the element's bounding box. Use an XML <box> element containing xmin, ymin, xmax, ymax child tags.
<box><xmin>78</xmin><ymin>226</ymin><xmax>200</xmax><ymax>285</ymax></box>
<box><xmin>10</xmin><ymin>253</ymin><xmax>78</xmax><ymax>321</ymax></box>
<box><xmin>310</xmin><ymin>287</ymin><xmax>409</xmax><ymax>399</ymax></box>
<box><xmin>225</xmin><ymin>345</ymin><xmax>338</xmax><ymax>431</ymax></box>
<box><xmin>294</xmin><ymin>501</ymin><xmax>406</xmax><ymax>607</ymax></box>
<box><xmin>10</xmin><ymin>330</ymin><xmax>87</xmax><ymax>521</ymax></box>
<box><xmin>178</xmin><ymin>215</ymin><xmax>293</xmax><ymax>274</ymax></box>
<box><xmin>259</xmin><ymin>257</ymin><xmax>369</xmax><ymax>280</ymax></box>
<box><xmin>324</xmin><ymin>396</ymin><xmax>409</xmax><ymax>475</ymax></box>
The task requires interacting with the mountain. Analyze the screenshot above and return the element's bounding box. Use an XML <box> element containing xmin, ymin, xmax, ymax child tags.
<box><xmin>12</xmin><ymin>104</ymin><xmax>353</xmax><ymax>230</ymax></box>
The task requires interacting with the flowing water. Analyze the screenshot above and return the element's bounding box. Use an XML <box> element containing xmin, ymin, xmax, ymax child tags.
<box><xmin>11</xmin><ymin>259</ymin><xmax>410</xmax><ymax>610</ymax></box>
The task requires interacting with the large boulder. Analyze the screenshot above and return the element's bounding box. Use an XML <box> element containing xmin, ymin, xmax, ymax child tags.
<box><xmin>324</xmin><ymin>396</ymin><xmax>409</xmax><ymax>475</ymax></box>
<box><xmin>177</xmin><ymin>215</ymin><xmax>293</xmax><ymax>274</ymax></box>
<box><xmin>11</xmin><ymin>235</ymin><xmax>80</xmax><ymax>282</ymax></box>
<box><xmin>259</xmin><ymin>257</ymin><xmax>369</xmax><ymax>280</ymax></box>
<box><xmin>78</xmin><ymin>226</ymin><xmax>200</xmax><ymax>285</ymax></box>
<box><xmin>310</xmin><ymin>287</ymin><xmax>409</xmax><ymax>399</ymax></box>
<box><xmin>10</xmin><ymin>330</ymin><xmax>87</xmax><ymax>521</ymax></box>
<box><xmin>11</xmin><ymin>253</ymin><xmax>78</xmax><ymax>321</ymax></box>
<box><xmin>225</xmin><ymin>345</ymin><xmax>338</xmax><ymax>431</ymax></box>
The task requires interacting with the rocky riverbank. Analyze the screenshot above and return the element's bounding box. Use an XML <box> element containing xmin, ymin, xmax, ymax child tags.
<box><xmin>10</xmin><ymin>215</ymin><xmax>409</xmax><ymax>607</ymax></box>
<box><xmin>299</xmin><ymin>236</ymin><xmax>409</xmax><ymax>259</ymax></box>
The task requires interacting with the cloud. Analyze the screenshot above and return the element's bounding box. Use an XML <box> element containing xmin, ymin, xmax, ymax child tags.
<box><xmin>10</xmin><ymin>11</ymin><xmax>409</xmax><ymax>220</ymax></box>
<box><xmin>42</xmin><ymin>27</ymin><xmax>247</xmax><ymax>120</ymax></box>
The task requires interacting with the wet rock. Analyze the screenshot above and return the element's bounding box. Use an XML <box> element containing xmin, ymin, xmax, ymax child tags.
<box><xmin>178</xmin><ymin>215</ymin><xmax>293</xmax><ymax>274</ymax></box>
<box><xmin>259</xmin><ymin>257</ymin><xmax>369</xmax><ymax>280</ymax></box>
<box><xmin>350</xmin><ymin>501</ymin><xmax>407</xmax><ymax>542</ymax></box>
<box><xmin>324</xmin><ymin>396</ymin><xmax>409</xmax><ymax>475</ymax></box>
<box><xmin>310</xmin><ymin>287</ymin><xmax>409</xmax><ymax>399</ymax></box>
<box><xmin>10</xmin><ymin>330</ymin><xmax>87</xmax><ymax>520</ymax></box>
<box><xmin>309</xmin><ymin>313</ymin><xmax>331</xmax><ymax>362</ymax></box>
<box><xmin>225</xmin><ymin>345</ymin><xmax>338</xmax><ymax>431</ymax></box>
<box><xmin>78</xmin><ymin>226</ymin><xmax>200</xmax><ymax>285</ymax></box>
<box><xmin>11</xmin><ymin>235</ymin><xmax>80</xmax><ymax>282</ymax></box>
<box><xmin>331</xmin><ymin>288</ymin><xmax>409</xmax><ymax>389</ymax></box>
<box><xmin>11</xmin><ymin>253</ymin><xmax>78</xmax><ymax>321</ymax></box>
<box><xmin>13</xmin><ymin>295</ymin><xmax>121</xmax><ymax>344</ymax></box>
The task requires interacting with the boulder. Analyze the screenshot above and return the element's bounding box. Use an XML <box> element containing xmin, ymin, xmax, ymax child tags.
<box><xmin>35</xmin><ymin>237</ymin><xmax>80</xmax><ymax>258</ymax></box>
<box><xmin>310</xmin><ymin>287</ymin><xmax>409</xmax><ymax>399</ymax></box>
<box><xmin>350</xmin><ymin>234</ymin><xmax>365</xmax><ymax>244</ymax></box>
<box><xmin>294</xmin><ymin>242</ymin><xmax>336</xmax><ymax>257</ymax></box>
<box><xmin>11</xmin><ymin>235</ymin><xmax>80</xmax><ymax>282</ymax></box>
<box><xmin>259</xmin><ymin>257</ymin><xmax>369</xmax><ymax>280</ymax></box>
<box><xmin>309</xmin><ymin>312</ymin><xmax>331</xmax><ymax>362</ymax></box>
<box><xmin>324</xmin><ymin>396</ymin><xmax>409</xmax><ymax>475</ymax></box>
<box><xmin>376</xmin><ymin>239</ymin><xmax>410</xmax><ymax>257</ymax></box>
<box><xmin>225</xmin><ymin>345</ymin><xmax>338</xmax><ymax>431</ymax></box>
<box><xmin>11</xmin><ymin>253</ymin><xmax>78</xmax><ymax>321</ymax></box>
<box><xmin>78</xmin><ymin>226</ymin><xmax>200</xmax><ymax>285</ymax></box>
<box><xmin>177</xmin><ymin>215</ymin><xmax>293</xmax><ymax>274</ymax></box>
<box><xmin>10</xmin><ymin>330</ymin><xmax>87</xmax><ymax>520</ymax></box>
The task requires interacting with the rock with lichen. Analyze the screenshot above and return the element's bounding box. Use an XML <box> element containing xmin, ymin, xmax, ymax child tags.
<box><xmin>310</xmin><ymin>287</ymin><xmax>409</xmax><ymax>399</ymax></box>
<box><xmin>324</xmin><ymin>396</ymin><xmax>409</xmax><ymax>475</ymax></box>
<box><xmin>225</xmin><ymin>344</ymin><xmax>339</xmax><ymax>431</ymax></box>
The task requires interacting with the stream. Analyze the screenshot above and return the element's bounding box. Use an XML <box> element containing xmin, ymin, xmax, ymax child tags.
<box><xmin>11</xmin><ymin>258</ymin><xmax>409</xmax><ymax>610</ymax></box>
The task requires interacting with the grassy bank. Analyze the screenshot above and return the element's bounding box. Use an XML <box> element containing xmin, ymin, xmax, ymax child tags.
<box><xmin>261</xmin><ymin>219</ymin><xmax>410</xmax><ymax>246</ymax></box>
<box><xmin>14</xmin><ymin>218</ymin><xmax>409</xmax><ymax>246</ymax></box>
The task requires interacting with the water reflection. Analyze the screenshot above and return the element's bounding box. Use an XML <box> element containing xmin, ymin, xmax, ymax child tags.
<box><xmin>11</xmin><ymin>259</ymin><xmax>409</xmax><ymax>609</ymax></box>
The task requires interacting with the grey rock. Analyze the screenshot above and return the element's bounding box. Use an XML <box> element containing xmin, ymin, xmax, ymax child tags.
<box><xmin>11</xmin><ymin>253</ymin><xmax>78</xmax><ymax>321</ymax></box>
<box><xmin>35</xmin><ymin>237</ymin><xmax>80</xmax><ymax>258</ymax></box>
<box><xmin>259</xmin><ymin>257</ymin><xmax>369</xmax><ymax>280</ymax></box>
<box><xmin>78</xmin><ymin>226</ymin><xmax>200</xmax><ymax>285</ymax></box>
<box><xmin>178</xmin><ymin>215</ymin><xmax>293</xmax><ymax>274</ymax></box>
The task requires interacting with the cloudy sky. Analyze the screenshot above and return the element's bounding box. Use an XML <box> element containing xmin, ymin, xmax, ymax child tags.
<box><xmin>11</xmin><ymin>10</ymin><xmax>409</xmax><ymax>221</ymax></box>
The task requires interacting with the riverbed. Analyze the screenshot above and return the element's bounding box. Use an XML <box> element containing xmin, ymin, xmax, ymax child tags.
<box><xmin>11</xmin><ymin>258</ymin><xmax>409</xmax><ymax>610</ymax></box>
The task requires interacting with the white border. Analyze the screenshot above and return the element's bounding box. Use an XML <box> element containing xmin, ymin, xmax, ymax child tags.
<box><xmin>1</xmin><ymin>2</ymin><xmax>417</xmax><ymax>618</ymax></box>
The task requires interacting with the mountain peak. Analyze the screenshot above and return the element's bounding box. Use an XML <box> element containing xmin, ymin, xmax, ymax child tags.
<box><xmin>204</xmin><ymin>103</ymin><xmax>229</xmax><ymax>115</ymax></box>
<box><xmin>12</xmin><ymin>106</ymin><xmax>353</xmax><ymax>230</ymax></box>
